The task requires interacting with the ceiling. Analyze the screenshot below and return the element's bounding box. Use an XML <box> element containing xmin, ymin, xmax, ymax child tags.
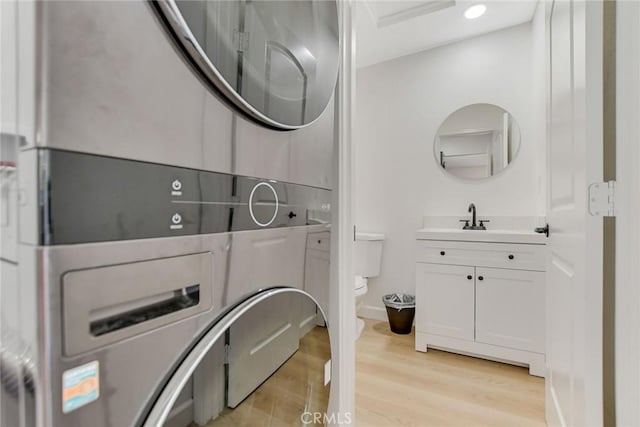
<box><xmin>356</xmin><ymin>0</ymin><xmax>538</xmax><ymax>68</ymax></box>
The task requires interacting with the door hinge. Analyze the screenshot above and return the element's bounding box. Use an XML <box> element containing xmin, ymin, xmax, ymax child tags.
<box><xmin>233</xmin><ymin>30</ymin><xmax>250</xmax><ymax>52</ymax></box>
<box><xmin>224</xmin><ymin>344</ymin><xmax>230</xmax><ymax>365</ymax></box>
<box><xmin>588</xmin><ymin>180</ymin><xmax>616</xmax><ymax>217</ymax></box>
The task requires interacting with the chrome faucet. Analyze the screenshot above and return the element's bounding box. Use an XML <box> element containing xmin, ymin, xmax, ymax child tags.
<box><xmin>460</xmin><ymin>203</ymin><xmax>489</xmax><ymax>230</ymax></box>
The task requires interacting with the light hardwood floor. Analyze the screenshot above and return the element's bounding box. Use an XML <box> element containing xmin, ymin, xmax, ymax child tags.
<box><xmin>193</xmin><ymin>326</ymin><xmax>330</xmax><ymax>427</ymax></box>
<box><xmin>356</xmin><ymin>319</ymin><xmax>545</xmax><ymax>427</ymax></box>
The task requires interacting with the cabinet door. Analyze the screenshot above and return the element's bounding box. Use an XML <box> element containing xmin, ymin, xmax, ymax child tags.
<box><xmin>304</xmin><ymin>248</ymin><xmax>330</xmax><ymax>327</ymax></box>
<box><xmin>227</xmin><ymin>292</ymin><xmax>299</xmax><ymax>408</ymax></box>
<box><xmin>415</xmin><ymin>263</ymin><xmax>475</xmax><ymax>341</ymax></box>
<box><xmin>475</xmin><ymin>267</ymin><xmax>544</xmax><ymax>353</ymax></box>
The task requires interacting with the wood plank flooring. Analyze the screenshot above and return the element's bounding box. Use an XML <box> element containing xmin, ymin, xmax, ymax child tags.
<box><xmin>356</xmin><ymin>319</ymin><xmax>545</xmax><ymax>426</ymax></box>
<box><xmin>192</xmin><ymin>326</ymin><xmax>330</xmax><ymax>427</ymax></box>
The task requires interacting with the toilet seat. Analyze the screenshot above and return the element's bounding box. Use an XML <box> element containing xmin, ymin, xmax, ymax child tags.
<box><xmin>354</xmin><ymin>277</ymin><xmax>368</xmax><ymax>338</ymax></box>
<box><xmin>355</xmin><ymin>276</ymin><xmax>368</xmax><ymax>297</ymax></box>
<box><xmin>355</xmin><ymin>282</ymin><xmax>368</xmax><ymax>297</ymax></box>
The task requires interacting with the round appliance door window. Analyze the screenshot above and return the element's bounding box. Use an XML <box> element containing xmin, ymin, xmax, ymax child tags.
<box><xmin>156</xmin><ymin>0</ymin><xmax>339</xmax><ymax>130</ymax></box>
<box><xmin>141</xmin><ymin>288</ymin><xmax>331</xmax><ymax>427</ymax></box>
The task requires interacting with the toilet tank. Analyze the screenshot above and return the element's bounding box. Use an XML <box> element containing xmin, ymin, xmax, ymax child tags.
<box><xmin>354</xmin><ymin>232</ymin><xmax>385</xmax><ymax>278</ymax></box>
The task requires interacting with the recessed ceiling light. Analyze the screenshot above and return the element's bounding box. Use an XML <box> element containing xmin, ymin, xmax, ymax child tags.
<box><xmin>464</xmin><ymin>4</ymin><xmax>487</xmax><ymax>19</ymax></box>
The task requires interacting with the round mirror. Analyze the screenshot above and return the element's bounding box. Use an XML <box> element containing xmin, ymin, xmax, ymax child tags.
<box><xmin>434</xmin><ymin>104</ymin><xmax>521</xmax><ymax>180</ymax></box>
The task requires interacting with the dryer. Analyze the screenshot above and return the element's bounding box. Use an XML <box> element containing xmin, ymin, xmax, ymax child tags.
<box><xmin>25</xmin><ymin>0</ymin><xmax>338</xmax><ymax>187</ymax></box>
<box><xmin>4</xmin><ymin>0</ymin><xmax>339</xmax><ymax>426</ymax></box>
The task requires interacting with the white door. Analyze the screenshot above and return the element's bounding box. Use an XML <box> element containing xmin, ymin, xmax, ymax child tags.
<box><xmin>475</xmin><ymin>267</ymin><xmax>545</xmax><ymax>353</ymax></box>
<box><xmin>415</xmin><ymin>263</ymin><xmax>475</xmax><ymax>341</ymax></box>
<box><xmin>547</xmin><ymin>1</ymin><xmax>603</xmax><ymax>425</ymax></box>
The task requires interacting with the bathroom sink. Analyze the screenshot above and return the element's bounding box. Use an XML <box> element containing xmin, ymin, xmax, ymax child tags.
<box><xmin>415</xmin><ymin>228</ymin><xmax>547</xmax><ymax>244</ymax></box>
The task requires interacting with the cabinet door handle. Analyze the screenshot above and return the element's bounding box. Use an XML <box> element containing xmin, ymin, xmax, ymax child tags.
<box><xmin>478</xmin><ymin>276</ymin><xmax>484</xmax><ymax>281</ymax></box>
<box><xmin>318</xmin><ymin>240</ymin><xmax>322</xmax><ymax>244</ymax></box>
<box><xmin>440</xmin><ymin>251</ymin><xmax>446</xmax><ymax>256</ymax></box>
<box><xmin>535</xmin><ymin>223</ymin><xmax>550</xmax><ymax>237</ymax></box>
<box><xmin>467</xmin><ymin>275</ymin><xmax>473</xmax><ymax>280</ymax></box>
<box><xmin>508</xmin><ymin>254</ymin><xmax>514</xmax><ymax>260</ymax></box>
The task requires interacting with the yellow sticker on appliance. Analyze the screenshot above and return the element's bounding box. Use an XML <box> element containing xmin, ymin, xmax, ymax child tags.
<box><xmin>62</xmin><ymin>361</ymin><xmax>99</xmax><ymax>413</ymax></box>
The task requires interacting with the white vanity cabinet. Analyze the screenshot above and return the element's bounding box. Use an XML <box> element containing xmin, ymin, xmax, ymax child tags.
<box><xmin>414</xmin><ymin>232</ymin><xmax>546</xmax><ymax>377</ymax></box>
<box><xmin>304</xmin><ymin>231</ymin><xmax>331</xmax><ymax>327</ymax></box>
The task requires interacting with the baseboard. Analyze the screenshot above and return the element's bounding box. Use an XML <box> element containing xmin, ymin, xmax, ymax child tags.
<box><xmin>415</xmin><ymin>332</ymin><xmax>545</xmax><ymax>377</ymax></box>
<box><xmin>357</xmin><ymin>305</ymin><xmax>387</xmax><ymax>321</ymax></box>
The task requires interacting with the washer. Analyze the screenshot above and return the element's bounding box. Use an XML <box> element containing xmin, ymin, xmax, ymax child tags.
<box><xmin>6</xmin><ymin>1</ymin><xmax>339</xmax><ymax>426</ymax></box>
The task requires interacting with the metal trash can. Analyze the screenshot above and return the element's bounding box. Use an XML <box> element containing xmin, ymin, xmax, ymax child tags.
<box><xmin>382</xmin><ymin>293</ymin><xmax>415</xmax><ymax>335</ymax></box>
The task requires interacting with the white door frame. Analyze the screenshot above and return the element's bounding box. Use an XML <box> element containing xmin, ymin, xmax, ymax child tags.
<box><xmin>328</xmin><ymin>0</ymin><xmax>356</xmax><ymax>425</ymax></box>
<box><xmin>615</xmin><ymin>2</ymin><xmax>640</xmax><ymax>425</ymax></box>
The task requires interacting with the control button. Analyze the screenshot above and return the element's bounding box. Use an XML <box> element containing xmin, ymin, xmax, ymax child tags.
<box><xmin>171</xmin><ymin>179</ymin><xmax>183</xmax><ymax>196</ymax></box>
<box><xmin>249</xmin><ymin>182</ymin><xmax>278</xmax><ymax>227</ymax></box>
<box><xmin>170</xmin><ymin>213</ymin><xmax>183</xmax><ymax>230</ymax></box>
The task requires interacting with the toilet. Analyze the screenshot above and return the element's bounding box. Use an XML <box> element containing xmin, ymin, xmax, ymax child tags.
<box><xmin>355</xmin><ymin>232</ymin><xmax>385</xmax><ymax>338</ymax></box>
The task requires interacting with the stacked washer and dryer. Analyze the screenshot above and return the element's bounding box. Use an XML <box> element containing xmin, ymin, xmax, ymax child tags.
<box><xmin>3</xmin><ymin>1</ymin><xmax>339</xmax><ymax>426</ymax></box>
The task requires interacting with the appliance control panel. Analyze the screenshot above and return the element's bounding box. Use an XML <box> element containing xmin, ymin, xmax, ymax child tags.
<box><xmin>39</xmin><ymin>149</ymin><xmax>331</xmax><ymax>245</ymax></box>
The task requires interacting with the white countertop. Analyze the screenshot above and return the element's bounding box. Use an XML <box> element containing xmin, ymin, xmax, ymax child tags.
<box><xmin>416</xmin><ymin>228</ymin><xmax>547</xmax><ymax>244</ymax></box>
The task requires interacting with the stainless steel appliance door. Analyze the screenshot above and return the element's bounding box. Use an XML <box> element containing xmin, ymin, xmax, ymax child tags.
<box><xmin>140</xmin><ymin>288</ymin><xmax>330</xmax><ymax>427</ymax></box>
<box><xmin>155</xmin><ymin>0</ymin><xmax>339</xmax><ymax>130</ymax></box>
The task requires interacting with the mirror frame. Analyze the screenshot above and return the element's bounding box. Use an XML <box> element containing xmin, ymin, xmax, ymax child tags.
<box><xmin>433</xmin><ymin>103</ymin><xmax>522</xmax><ymax>181</ymax></box>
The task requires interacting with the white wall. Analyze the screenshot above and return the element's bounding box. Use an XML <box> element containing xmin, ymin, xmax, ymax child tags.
<box><xmin>354</xmin><ymin>22</ymin><xmax>547</xmax><ymax>316</ymax></box>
